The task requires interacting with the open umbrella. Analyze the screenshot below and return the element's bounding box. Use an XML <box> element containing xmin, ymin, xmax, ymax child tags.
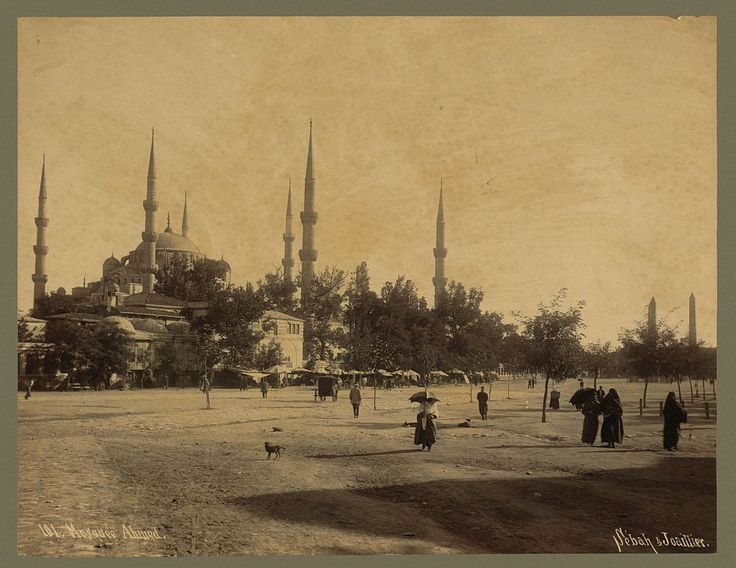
<box><xmin>409</xmin><ymin>391</ymin><xmax>440</xmax><ymax>403</ymax></box>
<box><xmin>569</xmin><ymin>388</ymin><xmax>596</xmax><ymax>409</ymax></box>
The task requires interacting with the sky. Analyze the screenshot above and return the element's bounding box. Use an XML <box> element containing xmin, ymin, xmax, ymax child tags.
<box><xmin>17</xmin><ymin>16</ymin><xmax>717</xmax><ymax>346</ymax></box>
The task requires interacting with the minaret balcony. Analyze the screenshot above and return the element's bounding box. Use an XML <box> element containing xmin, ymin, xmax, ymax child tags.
<box><xmin>32</xmin><ymin>273</ymin><xmax>48</xmax><ymax>283</ymax></box>
<box><xmin>433</xmin><ymin>247</ymin><xmax>447</xmax><ymax>258</ymax></box>
<box><xmin>283</xmin><ymin>233</ymin><xmax>295</xmax><ymax>242</ymax></box>
<box><xmin>143</xmin><ymin>199</ymin><xmax>159</xmax><ymax>212</ymax></box>
<box><xmin>141</xmin><ymin>231</ymin><xmax>158</xmax><ymax>243</ymax></box>
<box><xmin>432</xmin><ymin>276</ymin><xmax>448</xmax><ymax>288</ymax></box>
<box><xmin>300</xmin><ymin>211</ymin><xmax>319</xmax><ymax>224</ymax></box>
<box><xmin>34</xmin><ymin>217</ymin><xmax>49</xmax><ymax>228</ymax></box>
<box><xmin>33</xmin><ymin>245</ymin><xmax>48</xmax><ymax>255</ymax></box>
<box><xmin>299</xmin><ymin>249</ymin><xmax>318</xmax><ymax>262</ymax></box>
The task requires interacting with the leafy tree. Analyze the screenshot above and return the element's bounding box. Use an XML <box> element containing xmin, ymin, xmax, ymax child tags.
<box><xmin>300</xmin><ymin>266</ymin><xmax>347</xmax><ymax>363</ymax></box>
<box><xmin>44</xmin><ymin>319</ymin><xmax>96</xmax><ymax>376</ymax></box>
<box><xmin>18</xmin><ymin>320</ymin><xmax>34</xmax><ymax>342</ymax></box>
<box><xmin>522</xmin><ymin>289</ymin><xmax>586</xmax><ymax>423</ymax></box>
<box><xmin>88</xmin><ymin>321</ymin><xmax>136</xmax><ymax>390</ymax></box>
<box><xmin>32</xmin><ymin>294</ymin><xmax>88</xmax><ymax>318</ymax></box>
<box><xmin>154</xmin><ymin>340</ymin><xmax>201</xmax><ymax>388</ymax></box>
<box><xmin>499</xmin><ymin>331</ymin><xmax>531</xmax><ymax>375</ymax></box>
<box><xmin>258</xmin><ymin>270</ymin><xmax>299</xmax><ymax>314</ymax></box>
<box><xmin>584</xmin><ymin>340</ymin><xmax>613</xmax><ymax>388</ymax></box>
<box><xmin>155</xmin><ymin>257</ymin><xmax>228</xmax><ymax>302</ymax></box>
<box><xmin>192</xmin><ymin>283</ymin><xmax>269</xmax><ymax>370</ymax></box>
<box><xmin>254</xmin><ymin>340</ymin><xmax>285</xmax><ymax>370</ymax></box>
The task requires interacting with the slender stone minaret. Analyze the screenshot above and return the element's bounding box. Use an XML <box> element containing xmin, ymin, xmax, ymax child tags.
<box><xmin>32</xmin><ymin>156</ymin><xmax>49</xmax><ymax>305</ymax></box>
<box><xmin>433</xmin><ymin>182</ymin><xmax>448</xmax><ymax>308</ymax></box>
<box><xmin>141</xmin><ymin>129</ymin><xmax>159</xmax><ymax>295</ymax></box>
<box><xmin>282</xmin><ymin>179</ymin><xmax>295</xmax><ymax>282</ymax></box>
<box><xmin>181</xmin><ymin>192</ymin><xmax>189</xmax><ymax>238</ymax></box>
<box><xmin>689</xmin><ymin>293</ymin><xmax>697</xmax><ymax>346</ymax></box>
<box><xmin>647</xmin><ymin>297</ymin><xmax>657</xmax><ymax>336</ymax></box>
<box><xmin>299</xmin><ymin>121</ymin><xmax>318</xmax><ymax>307</ymax></box>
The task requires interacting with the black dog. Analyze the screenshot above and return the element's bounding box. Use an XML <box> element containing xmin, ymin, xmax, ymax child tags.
<box><xmin>264</xmin><ymin>442</ymin><xmax>284</xmax><ymax>459</ymax></box>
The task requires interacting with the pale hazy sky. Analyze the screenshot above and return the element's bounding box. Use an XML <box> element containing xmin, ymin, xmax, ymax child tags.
<box><xmin>17</xmin><ymin>17</ymin><xmax>717</xmax><ymax>346</ymax></box>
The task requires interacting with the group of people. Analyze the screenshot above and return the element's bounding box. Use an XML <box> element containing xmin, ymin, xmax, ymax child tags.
<box><xmin>580</xmin><ymin>387</ymin><xmax>624</xmax><ymax>448</ymax></box>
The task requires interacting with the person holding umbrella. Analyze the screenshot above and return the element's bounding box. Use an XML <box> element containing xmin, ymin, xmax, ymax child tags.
<box><xmin>410</xmin><ymin>390</ymin><xmax>439</xmax><ymax>451</ymax></box>
<box><xmin>570</xmin><ymin>388</ymin><xmax>600</xmax><ymax>446</ymax></box>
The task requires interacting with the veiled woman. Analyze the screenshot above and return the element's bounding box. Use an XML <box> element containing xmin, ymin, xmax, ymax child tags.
<box><xmin>580</xmin><ymin>393</ymin><xmax>602</xmax><ymax>446</ymax></box>
<box><xmin>601</xmin><ymin>388</ymin><xmax>624</xmax><ymax>448</ymax></box>
<box><xmin>414</xmin><ymin>398</ymin><xmax>439</xmax><ymax>451</ymax></box>
<box><xmin>662</xmin><ymin>392</ymin><xmax>687</xmax><ymax>451</ymax></box>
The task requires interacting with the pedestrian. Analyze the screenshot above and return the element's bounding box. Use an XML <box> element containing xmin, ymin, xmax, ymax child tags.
<box><xmin>532</xmin><ymin>377</ymin><xmax>536</xmax><ymax>389</ymax></box>
<box><xmin>477</xmin><ymin>386</ymin><xmax>489</xmax><ymax>420</ymax></box>
<box><xmin>414</xmin><ymin>398</ymin><xmax>438</xmax><ymax>451</ymax></box>
<box><xmin>527</xmin><ymin>378</ymin><xmax>532</xmax><ymax>389</ymax></box>
<box><xmin>581</xmin><ymin>392</ymin><xmax>602</xmax><ymax>445</ymax></box>
<box><xmin>239</xmin><ymin>375</ymin><xmax>247</xmax><ymax>392</ymax></box>
<box><xmin>24</xmin><ymin>378</ymin><xmax>35</xmax><ymax>400</ymax></box>
<box><xmin>579</xmin><ymin>378</ymin><xmax>585</xmax><ymax>389</ymax></box>
<box><xmin>349</xmin><ymin>383</ymin><xmax>362</xmax><ymax>418</ymax></box>
<box><xmin>601</xmin><ymin>388</ymin><xmax>624</xmax><ymax>448</ymax></box>
<box><xmin>597</xmin><ymin>386</ymin><xmax>605</xmax><ymax>402</ymax></box>
<box><xmin>260</xmin><ymin>379</ymin><xmax>269</xmax><ymax>399</ymax></box>
<box><xmin>332</xmin><ymin>381</ymin><xmax>339</xmax><ymax>402</ymax></box>
<box><xmin>662</xmin><ymin>391</ymin><xmax>687</xmax><ymax>451</ymax></box>
<box><xmin>549</xmin><ymin>388</ymin><xmax>561</xmax><ymax>410</ymax></box>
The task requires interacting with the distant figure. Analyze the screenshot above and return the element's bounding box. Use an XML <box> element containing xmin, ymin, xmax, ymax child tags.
<box><xmin>532</xmin><ymin>377</ymin><xmax>536</xmax><ymax>389</ymax></box>
<box><xmin>24</xmin><ymin>378</ymin><xmax>35</xmax><ymax>400</ymax></box>
<box><xmin>332</xmin><ymin>381</ymin><xmax>339</xmax><ymax>401</ymax></box>
<box><xmin>581</xmin><ymin>394</ymin><xmax>602</xmax><ymax>445</ymax></box>
<box><xmin>260</xmin><ymin>380</ymin><xmax>269</xmax><ymax>399</ymax></box>
<box><xmin>477</xmin><ymin>386</ymin><xmax>489</xmax><ymax>420</ymax></box>
<box><xmin>527</xmin><ymin>378</ymin><xmax>532</xmax><ymax>389</ymax></box>
<box><xmin>601</xmin><ymin>388</ymin><xmax>624</xmax><ymax>448</ymax></box>
<box><xmin>597</xmin><ymin>386</ymin><xmax>605</xmax><ymax>402</ymax></box>
<box><xmin>579</xmin><ymin>378</ymin><xmax>585</xmax><ymax>389</ymax></box>
<box><xmin>239</xmin><ymin>376</ymin><xmax>247</xmax><ymax>391</ymax></box>
<box><xmin>549</xmin><ymin>389</ymin><xmax>561</xmax><ymax>410</ymax></box>
<box><xmin>349</xmin><ymin>383</ymin><xmax>362</xmax><ymax>418</ymax></box>
<box><xmin>662</xmin><ymin>392</ymin><xmax>688</xmax><ymax>451</ymax></box>
<box><xmin>414</xmin><ymin>399</ymin><xmax>438</xmax><ymax>451</ymax></box>
<box><xmin>313</xmin><ymin>387</ymin><xmax>319</xmax><ymax>402</ymax></box>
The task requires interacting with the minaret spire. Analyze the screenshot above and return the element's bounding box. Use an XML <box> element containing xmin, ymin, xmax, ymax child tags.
<box><xmin>141</xmin><ymin>129</ymin><xmax>159</xmax><ymax>294</ymax></box>
<box><xmin>432</xmin><ymin>181</ymin><xmax>447</xmax><ymax>308</ymax></box>
<box><xmin>32</xmin><ymin>156</ymin><xmax>49</xmax><ymax>305</ymax></box>
<box><xmin>299</xmin><ymin>121</ymin><xmax>318</xmax><ymax>307</ymax></box>
<box><xmin>689</xmin><ymin>293</ymin><xmax>697</xmax><ymax>346</ymax></box>
<box><xmin>181</xmin><ymin>192</ymin><xmax>189</xmax><ymax>238</ymax></box>
<box><xmin>282</xmin><ymin>179</ymin><xmax>295</xmax><ymax>282</ymax></box>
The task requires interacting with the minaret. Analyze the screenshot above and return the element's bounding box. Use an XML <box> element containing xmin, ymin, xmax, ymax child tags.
<box><xmin>32</xmin><ymin>156</ymin><xmax>49</xmax><ymax>305</ymax></box>
<box><xmin>299</xmin><ymin>121</ymin><xmax>318</xmax><ymax>307</ymax></box>
<box><xmin>432</xmin><ymin>182</ymin><xmax>448</xmax><ymax>308</ymax></box>
<box><xmin>282</xmin><ymin>179</ymin><xmax>295</xmax><ymax>282</ymax></box>
<box><xmin>141</xmin><ymin>129</ymin><xmax>159</xmax><ymax>295</ymax></box>
<box><xmin>689</xmin><ymin>293</ymin><xmax>697</xmax><ymax>346</ymax></box>
<box><xmin>647</xmin><ymin>297</ymin><xmax>657</xmax><ymax>336</ymax></box>
<box><xmin>181</xmin><ymin>192</ymin><xmax>189</xmax><ymax>238</ymax></box>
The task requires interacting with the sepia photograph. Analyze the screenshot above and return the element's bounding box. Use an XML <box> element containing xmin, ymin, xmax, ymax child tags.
<box><xmin>15</xmin><ymin>15</ymin><xmax>717</xmax><ymax>556</ymax></box>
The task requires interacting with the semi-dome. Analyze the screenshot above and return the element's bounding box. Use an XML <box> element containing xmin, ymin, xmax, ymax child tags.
<box><xmin>135</xmin><ymin>231</ymin><xmax>201</xmax><ymax>254</ymax></box>
<box><xmin>132</xmin><ymin>318</ymin><xmax>169</xmax><ymax>334</ymax></box>
<box><xmin>100</xmin><ymin>316</ymin><xmax>136</xmax><ymax>334</ymax></box>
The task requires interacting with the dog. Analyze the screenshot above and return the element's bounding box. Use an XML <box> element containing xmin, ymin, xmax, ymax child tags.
<box><xmin>264</xmin><ymin>442</ymin><xmax>284</xmax><ymax>459</ymax></box>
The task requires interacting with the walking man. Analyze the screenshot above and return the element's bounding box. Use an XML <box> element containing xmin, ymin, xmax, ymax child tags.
<box><xmin>349</xmin><ymin>382</ymin><xmax>362</xmax><ymax>418</ymax></box>
<box><xmin>476</xmin><ymin>385</ymin><xmax>489</xmax><ymax>420</ymax></box>
<box><xmin>24</xmin><ymin>378</ymin><xmax>34</xmax><ymax>400</ymax></box>
<box><xmin>260</xmin><ymin>379</ymin><xmax>269</xmax><ymax>399</ymax></box>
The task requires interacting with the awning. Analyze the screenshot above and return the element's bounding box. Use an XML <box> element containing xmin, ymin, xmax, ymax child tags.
<box><xmin>430</xmin><ymin>370</ymin><xmax>449</xmax><ymax>377</ymax></box>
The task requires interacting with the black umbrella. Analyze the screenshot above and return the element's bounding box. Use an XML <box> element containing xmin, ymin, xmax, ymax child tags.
<box><xmin>409</xmin><ymin>391</ymin><xmax>440</xmax><ymax>403</ymax></box>
<box><xmin>569</xmin><ymin>388</ymin><xmax>596</xmax><ymax>409</ymax></box>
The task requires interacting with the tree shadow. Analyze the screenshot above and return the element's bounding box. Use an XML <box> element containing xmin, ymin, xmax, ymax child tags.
<box><xmin>224</xmin><ymin>457</ymin><xmax>716</xmax><ymax>554</ymax></box>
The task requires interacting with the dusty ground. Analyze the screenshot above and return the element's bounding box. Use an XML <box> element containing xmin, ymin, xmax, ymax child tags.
<box><xmin>17</xmin><ymin>378</ymin><xmax>716</xmax><ymax>556</ymax></box>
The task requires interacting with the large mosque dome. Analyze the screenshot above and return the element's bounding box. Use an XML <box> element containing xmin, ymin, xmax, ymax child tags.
<box><xmin>134</xmin><ymin>229</ymin><xmax>201</xmax><ymax>255</ymax></box>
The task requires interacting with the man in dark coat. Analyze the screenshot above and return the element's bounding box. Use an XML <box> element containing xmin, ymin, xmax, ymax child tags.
<box><xmin>581</xmin><ymin>395</ymin><xmax>602</xmax><ymax>445</ymax></box>
<box><xmin>662</xmin><ymin>391</ymin><xmax>687</xmax><ymax>451</ymax></box>
<box><xmin>601</xmin><ymin>388</ymin><xmax>624</xmax><ymax>448</ymax></box>
<box><xmin>476</xmin><ymin>386</ymin><xmax>489</xmax><ymax>420</ymax></box>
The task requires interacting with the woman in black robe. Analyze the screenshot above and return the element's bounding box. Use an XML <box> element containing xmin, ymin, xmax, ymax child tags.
<box><xmin>414</xmin><ymin>399</ymin><xmax>438</xmax><ymax>451</ymax></box>
<box><xmin>662</xmin><ymin>391</ymin><xmax>687</xmax><ymax>451</ymax></box>
<box><xmin>581</xmin><ymin>395</ymin><xmax>602</xmax><ymax>445</ymax></box>
<box><xmin>601</xmin><ymin>388</ymin><xmax>624</xmax><ymax>448</ymax></box>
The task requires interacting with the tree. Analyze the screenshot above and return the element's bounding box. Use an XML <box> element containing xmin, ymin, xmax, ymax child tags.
<box><xmin>619</xmin><ymin>318</ymin><xmax>679</xmax><ymax>406</ymax></box>
<box><xmin>154</xmin><ymin>340</ymin><xmax>200</xmax><ymax>388</ymax></box>
<box><xmin>522</xmin><ymin>289</ymin><xmax>586</xmax><ymax>423</ymax></box>
<box><xmin>584</xmin><ymin>341</ymin><xmax>613</xmax><ymax>388</ymax></box>
<box><xmin>258</xmin><ymin>270</ymin><xmax>299</xmax><ymax>314</ymax></box>
<box><xmin>32</xmin><ymin>294</ymin><xmax>88</xmax><ymax>319</ymax></box>
<box><xmin>44</xmin><ymin>319</ymin><xmax>96</xmax><ymax>377</ymax></box>
<box><xmin>155</xmin><ymin>257</ymin><xmax>228</xmax><ymax>302</ymax></box>
<box><xmin>300</xmin><ymin>266</ymin><xmax>347</xmax><ymax>363</ymax></box>
<box><xmin>192</xmin><ymin>283</ymin><xmax>270</xmax><ymax>370</ymax></box>
<box><xmin>254</xmin><ymin>340</ymin><xmax>285</xmax><ymax>370</ymax></box>
<box><xmin>88</xmin><ymin>321</ymin><xmax>136</xmax><ymax>390</ymax></box>
<box><xmin>18</xmin><ymin>320</ymin><xmax>34</xmax><ymax>342</ymax></box>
